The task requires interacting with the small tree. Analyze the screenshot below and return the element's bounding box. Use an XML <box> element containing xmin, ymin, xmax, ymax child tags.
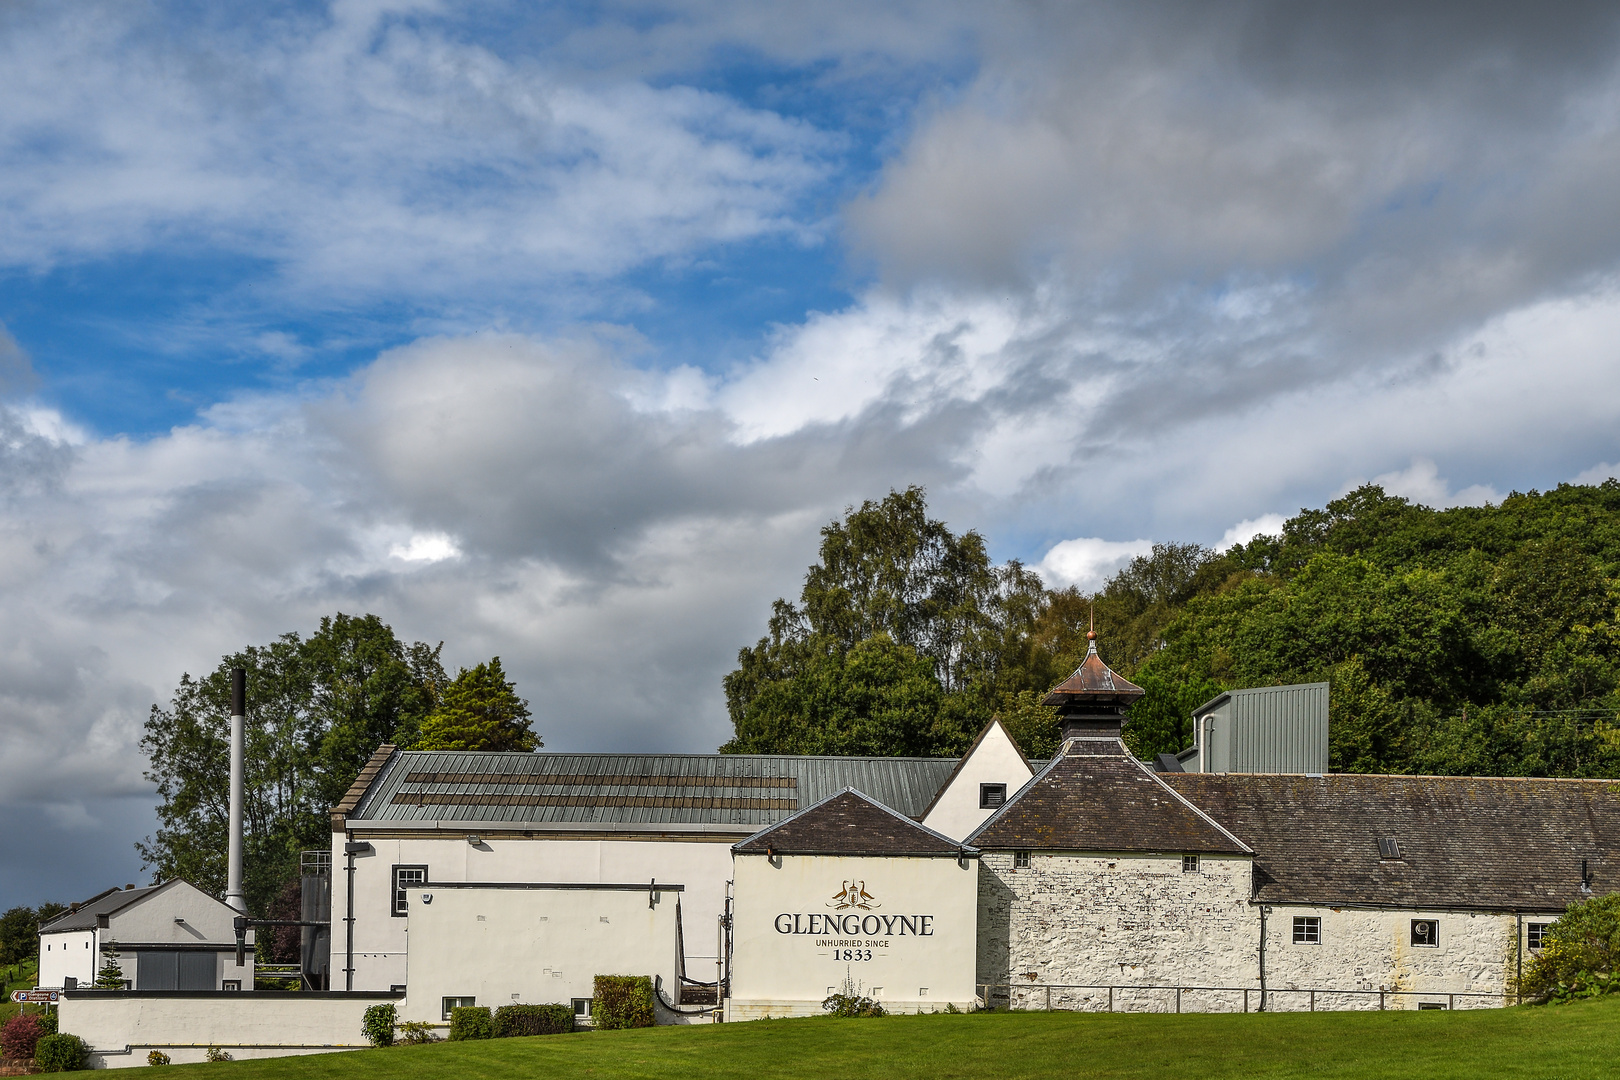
<box><xmin>93</xmin><ymin>944</ymin><xmax>126</xmax><ymax>990</ymax></box>
<box><xmin>1521</xmin><ymin>893</ymin><xmax>1620</xmax><ymax>1002</ymax></box>
<box><xmin>413</xmin><ymin>658</ymin><xmax>540</xmax><ymax>752</ymax></box>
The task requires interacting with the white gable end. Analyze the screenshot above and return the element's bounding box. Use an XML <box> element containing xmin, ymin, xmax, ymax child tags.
<box><xmin>921</xmin><ymin>719</ymin><xmax>1034</xmax><ymax>841</ymax></box>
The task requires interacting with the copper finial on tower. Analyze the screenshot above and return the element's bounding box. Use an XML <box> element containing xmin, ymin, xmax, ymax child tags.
<box><xmin>1042</xmin><ymin>627</ymin><xmax>1143</xmax><ymax>741</ymax></box>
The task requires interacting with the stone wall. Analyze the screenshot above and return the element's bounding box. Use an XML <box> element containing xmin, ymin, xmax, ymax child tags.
<box><xmin>976</xmin><ymin>852</ymin><xmax>1561</xmax><ymax>1013</ymax></box>
<box><xmin>977</xmin><ymin>851</ymin><xmax>1257</xmax><ymax>1012</ymax></box>
<box><xmin>1259</xmin><ymin>905</ymin><xmax>1562</xmax><ymax>1011</ymax></box>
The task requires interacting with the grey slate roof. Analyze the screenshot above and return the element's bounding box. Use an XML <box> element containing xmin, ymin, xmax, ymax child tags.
<box><xmin>1165</xmin><ymin>773</ymin><xmax>1620</xmax><ymax>911</ymax></box>
<box><xmin>39</xmin><ymin>885</ymin><xmax>160</xmax><ymax>933</ymax></box>
<box><xmin>967</xmin><ymin>738</ymin><xmax>1252</xmax><ymax>855</ymax></box>
<box><xmin>734</xmin><ymin>789</ymin><xmax>975</xmax><ymax>857</ymax></box>
<box><xmin>345</xmin><ymin>750</ymin><xmax>958</xmax><ymax>830</ymax></box>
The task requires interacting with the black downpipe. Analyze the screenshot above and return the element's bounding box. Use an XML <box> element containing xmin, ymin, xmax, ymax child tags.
<box><xmin>344</xmin><ymin>838</ymin><xmax>357</xmax><ymax>992</ymax></box>
<box><xmin>1258</xmin><ymin>905</ymin><xmax>1269</xmax><ymax>1012</ymax></box>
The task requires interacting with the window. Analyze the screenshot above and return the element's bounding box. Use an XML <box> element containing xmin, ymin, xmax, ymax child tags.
<box><xmin>442</xmin><ymin>996</ymin><xmax>475</xmax><ymax>1021</ymax></box>
<box><xmin>1410</xmin><ymin>919</ymin><xmax>1439</xmax><ymax>947</ymax></box>
<box><xmin>221</xmin><ymin>981</ymin><xmax>241</xmax><ymax>992</ymax></box>
<box><xmin>1182</xmin><ymin>855</ymin><xmax>1200</xmax><ymax>873</ymax></box>
<box><xmin>392</xmin><ymin>865</ymin><xmax>428</xmax><ymax>917</ymax></box>
<box><xmin>1013</xmin><ymin>851</ymin><xmax>1031</xmax><ymax>869</ymax></box>
<box><xmin>918</xmin><ymin>988</ymin><xmax>928</xmax><ymax>997</ymax></box>
<box><xmin>979</xmin><ymin>783</ymin><xmax>1007</xmax><ymax>809</ymax></box>
<box><xmin>1528</xmin><ymin>923</ymin><xmax>1551</xmax><ymax>950</ymax></box>
<box><xmin>571</xmin><ymin>998</ymin><xmax>592</xmax><ymax>1020</ymax></box>
<box><xmin>1378</xmin><ymin>837</ymin><xmax>1402</xmax><ymax>860</ymax></box>
<box><xmin>1418</xmin><ymin>1002</ymin><xmax>1447</xmax><ymax>1010</ymax></box>
<box><xmin>1292</xmin><ymin>916</ymin><xmax>1321</xmax><ymax>944</ymax></box>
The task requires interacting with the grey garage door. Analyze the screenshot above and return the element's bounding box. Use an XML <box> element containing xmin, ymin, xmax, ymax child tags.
<box><xmin>134</xmin><ymin>951</ymin><xmax>216</xmax><ymax>990</ymax></box>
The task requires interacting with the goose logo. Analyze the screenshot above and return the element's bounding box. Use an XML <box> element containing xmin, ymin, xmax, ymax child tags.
<box><xmin>829</xmin><ymin>881</ymin><xmax>878</xmax><ymax>911</ymax></box>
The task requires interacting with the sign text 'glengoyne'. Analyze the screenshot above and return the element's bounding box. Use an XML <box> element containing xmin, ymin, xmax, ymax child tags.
<box><xmin>773</xmin><ymin>883</ymin><xmax>936</xmax><ymax>961</ymax></box>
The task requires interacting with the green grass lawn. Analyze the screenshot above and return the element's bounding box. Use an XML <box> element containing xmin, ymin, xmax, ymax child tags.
<box><xmin>153</xmin><ymin>998</ymin><xmax>1620</xmax><ymax>1080</ymax></box>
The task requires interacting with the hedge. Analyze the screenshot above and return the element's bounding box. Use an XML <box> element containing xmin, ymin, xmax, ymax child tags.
<box><xmin>35</xmin><ymin>1033</ymin><xmax>88</xmax><ymax>1072</ymax></box>
<box><xmin>448</xmin><ymin>1006</ymin><xmax>493</xmax><ymax>1041</ymax></box>
<box><xmin>492</xmin><ymin>1003</ymin><xmax>573</xmax><ymax>1037</ymax></box>
<box><xmin>592</xmin><ymin>975</ymin><xmax>654</xmax><ymax>1030</ymax></box>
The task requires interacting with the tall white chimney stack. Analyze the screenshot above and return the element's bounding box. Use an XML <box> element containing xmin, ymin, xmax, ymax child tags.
<box><xmin>225</xmin><ymin>667</ymin><xmax>247</xmax><ymax>913</ymax></box>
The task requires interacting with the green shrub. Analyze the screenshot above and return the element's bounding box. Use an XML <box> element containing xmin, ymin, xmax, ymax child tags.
<box><xmin>448</xmin><ymin>1006</ymin><xmax>492</xmax><ymax>1041</ymax></box>
<box><xmin>1521</xmin><ymin>893</ymin><xmax>1620</xmax><ymax>1002</ymax></box>
<box><xmin>493</xmin><ymin>1003</ymin><xmax>573</xmax><ymax>1037</ymax></box>
<box><xmin>204</xmin><ymin>1046</ymin><xmax>231</xmax><ymax>1063</ymax></box>
<box><xmin>34</xmin><ymin>1033</ymin><xmax>88</xmax><ymax>1072</ymax></box>
<box><xmin>36</xmin><ymin>1007</ymin><xmax>58</xmax><ymax>1036</ymax></box>
<box><xmin>362</xmin><ymin>1003</ymin><xmax>397</xmax><ymax>1047</ymax></box>
<box><xmin>592</xmin><ymin>976</ymin><xmax>654</xmax><ymax>1030</ymax></box>
<box><xmin>146</xmin><ymin>1050</ymin><xmax>170</xmax><ymax>1066</ymax></box>
<box><xmin>822</xmin><ymin>991</ymin><xmax>886</xmax><ymax>1018</ymax></box>
<box><xmin>395</xmin><ymin>1021</ymin><xmax>441</xmax><ymax>1045</ymax></box>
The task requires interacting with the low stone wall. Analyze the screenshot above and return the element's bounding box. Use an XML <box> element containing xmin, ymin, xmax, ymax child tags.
<box><xmin>59</xmin><ymin>991</ymin><xmax>402</xmax><ymax>1069</ymax></box>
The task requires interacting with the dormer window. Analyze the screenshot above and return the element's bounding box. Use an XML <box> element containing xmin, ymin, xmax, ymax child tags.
<box><xmin>979</xmin><ymin>783</ymin><xmax>1007</xmax><ymax>809</ymax></box>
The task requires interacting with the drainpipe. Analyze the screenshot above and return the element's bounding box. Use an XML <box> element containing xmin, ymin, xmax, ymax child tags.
<box><xmin>343</xmin><ymin>836</ymin><xmax>361</xmax><ymax>991</ymax></box>
<box><xmin>1258</xmin><ymin>905</ymin><xmax>1270</xmax><ymax>1012</ymax></box>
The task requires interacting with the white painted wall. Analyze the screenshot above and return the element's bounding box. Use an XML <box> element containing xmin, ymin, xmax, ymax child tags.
<box><xmin>728</xmin><ymin>852</ymin><xmax>979</xmax><ymax>1019</ymax></box>
<box><xmin>40</xmin><ymin>930</ymin><xmax>97</xmax><ymax>990</ymax></box>
<box><xmin>921</xmin><ymin>721</ymin><xmax>1034</xmax><ymax>842</ymax></box>
<box><xmin>337</xmin><ymin>832</ymin><xmax>736</xmax><ymax>992</ymax></box>
<box><xmin>399</xmin><ymin>883</ymin><xmax>682</xmax><ymax>1025</ymax></box>
<box><xmin>60</xmin><ymin>993</ymin><xmax>396</xmax><ymax>1069</ymax></box>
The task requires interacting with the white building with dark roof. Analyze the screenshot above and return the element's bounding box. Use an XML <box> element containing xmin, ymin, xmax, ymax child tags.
<box><xmin>39</xmin><ymin>880</ymin><xmax>252</xmax><ymax>992</ymax></box>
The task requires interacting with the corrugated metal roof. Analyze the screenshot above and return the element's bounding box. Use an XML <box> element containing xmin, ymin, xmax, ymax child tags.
<box><xmin>348</xmin><ymin>750</ymin><xmax>958</xmax><ymax>829</ymax></box>
<box><xmin>40</xmin><ymin>884</ymin><xmax>162</xmax><ymax>933</ymax></box>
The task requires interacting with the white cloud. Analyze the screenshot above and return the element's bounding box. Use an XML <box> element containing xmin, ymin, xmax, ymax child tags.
<box><xmin>1365</xmin><ymin>459</ymin><xmax>1502</xmax><ymax>509</ymax></box>
<box><xmin>389</xmin><ymin>533</ymin><xmax>460</xmax><ymax>564</ymax></box>
<box><xmin>1036</xmin><ymin>537</ymin><xmax>1155</xmax><ymax>592</ymax></box>
<box><xmin>1218</xmin><ymin>515</ymin><xmax>1286</xmax><ymax>552</ymax></box>
<box><xmin>1571</xmin><ymin>461</ymin><xmax>1620</xmax><ymax>486</ymax></box>
<box><xmin>0</xmin><ymin>3</ymin><xmax>840</xmax><ymax>306</ymax></box>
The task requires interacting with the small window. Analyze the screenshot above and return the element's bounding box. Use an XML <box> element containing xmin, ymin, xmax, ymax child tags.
<box><xmin>918</xmin><ymin>987</ymin><xmax>928</xmax><ymax>997</ymax></box>
<box><xmin>1292</xmin><ymin>916</ymin><xmax>1321</xmax><ymax>944</ymax></box>
<box><xmin>221</xmin><ymin>981</ymin><xmax>241</xmax><ymax>992</ymax></box>
<box><xmin>1182</xmin><ymin>855</ymin><xmax>1200</xmax><ymax>873</ymax></box>
<box><xmin>1378</xmin><ymin>837</ymin><xmax>1402</xmax><ymax>860</ymax></box>
<box><xmin>571</xmin><ymin>998</ymin><xmax>592</xmax><ymax>1019</ymax></box>
<box><xmin>979</xmin><ymin>783</ymin><xmax>1007</xmax><ymax>809</ymax></box>
<box><xmin>1411</xmin><ymin>919</ymin><xmax>1439</xmax><ymax>947</ymax></box>
<box><xmin>1527</xmin><ymin>922</ymin><xmax>1551</xmax><ymax>950</ymax></box>
<box><xmin>1418</xmin><ymin>1002</ymin><xmax>1447</xmax><ymax>1010</ymax></box>
<box><xmin>442</xmin><ymin>996</ymin><xmax>475</xmax><ymax>1021</ymax></box>
<box><xmin>1013</xmin><ymin>851</ymin><xmax>1031</xmax><ymax>869</ymax></box>
<box><xmin>392</xmin><ymin>865</ymin><xmax>428</xmax><ymax>917</ymax></box>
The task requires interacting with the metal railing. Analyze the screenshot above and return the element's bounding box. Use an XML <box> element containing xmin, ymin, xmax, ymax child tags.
<box><xmin>977</xmin><ymin>982</ymin><xmax>1514</xmax><ymax>1013</ymax></box>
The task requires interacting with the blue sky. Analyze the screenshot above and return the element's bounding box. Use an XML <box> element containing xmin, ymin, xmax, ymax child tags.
<box><xmin>4</xmin><ymin>0</ymin><xmax>1620</xmax><ymax>907</ymax></box>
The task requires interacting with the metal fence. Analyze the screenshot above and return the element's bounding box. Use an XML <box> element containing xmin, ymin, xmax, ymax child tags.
<box><xmin>978</xmin><ymin>983</ymin><xmax>1514</xmax><ymax>1014</ymax></box>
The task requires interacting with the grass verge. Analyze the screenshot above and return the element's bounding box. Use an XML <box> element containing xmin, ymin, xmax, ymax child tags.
<box><xmin>143</xmin><ymin>998</ymin><xmax>1620</xmax><ymax>1080</ymax></box>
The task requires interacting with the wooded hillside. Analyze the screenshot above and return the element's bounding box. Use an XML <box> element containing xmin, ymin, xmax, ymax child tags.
<box><xmin>723</xmin><ymin>482</ymin><xmax>1620</xmax><ymax>776</ymax></box>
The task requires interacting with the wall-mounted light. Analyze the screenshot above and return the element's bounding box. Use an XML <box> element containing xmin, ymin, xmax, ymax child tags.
<box><xmin>421</xmin><ymin>894</ymin><xmax>433</xmax><ymax>905</ymax></box>
<box><xmin>467</xmin><ymin>834</ymin><xmax>482</xmax><ymax>846</ymax></box>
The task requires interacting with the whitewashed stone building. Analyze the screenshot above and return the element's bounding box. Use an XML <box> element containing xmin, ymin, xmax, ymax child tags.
<box><xmin>968</xmin><ymin>631</ymin><xmax>1614</xmax><ymax>1011</ymax></box>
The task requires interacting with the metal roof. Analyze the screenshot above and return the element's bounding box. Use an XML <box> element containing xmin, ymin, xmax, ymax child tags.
<box><xmin>1041</xmin><ymin>635</ymin><xmax>1144</xmax><ymax>708</ymax></box>
<box><xmin>40</xmin><ymin>884</ymin><xmax>162</xmax><ymax>933</ymax></box>
<box><xmin>347</xmin><ymin>750</ymin><xmax>958</xmax><ymax>830</ymax></box>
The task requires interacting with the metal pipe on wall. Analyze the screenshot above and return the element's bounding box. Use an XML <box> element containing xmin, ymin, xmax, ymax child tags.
<box><xmin>225</xmin><ymin>668</ymin><xmax>247</xmax><ymax>914</ymax></box>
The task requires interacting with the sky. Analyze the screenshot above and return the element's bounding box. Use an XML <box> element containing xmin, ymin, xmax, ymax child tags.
<box><xmin>4</xmin><ymin>0</ymin><xmax>1620</xmax><ymax>908</ymax></box>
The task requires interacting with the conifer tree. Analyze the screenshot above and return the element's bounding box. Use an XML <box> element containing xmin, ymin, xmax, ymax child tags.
<box><xmin>94</xmin><ymin>945</ymin><xmax>125</xmax><ymax>990</ymax></box>
<box><xmin>414</xmin><ymin>658</ymin><xmax>540</xmax><ymax>752</ymax></box>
